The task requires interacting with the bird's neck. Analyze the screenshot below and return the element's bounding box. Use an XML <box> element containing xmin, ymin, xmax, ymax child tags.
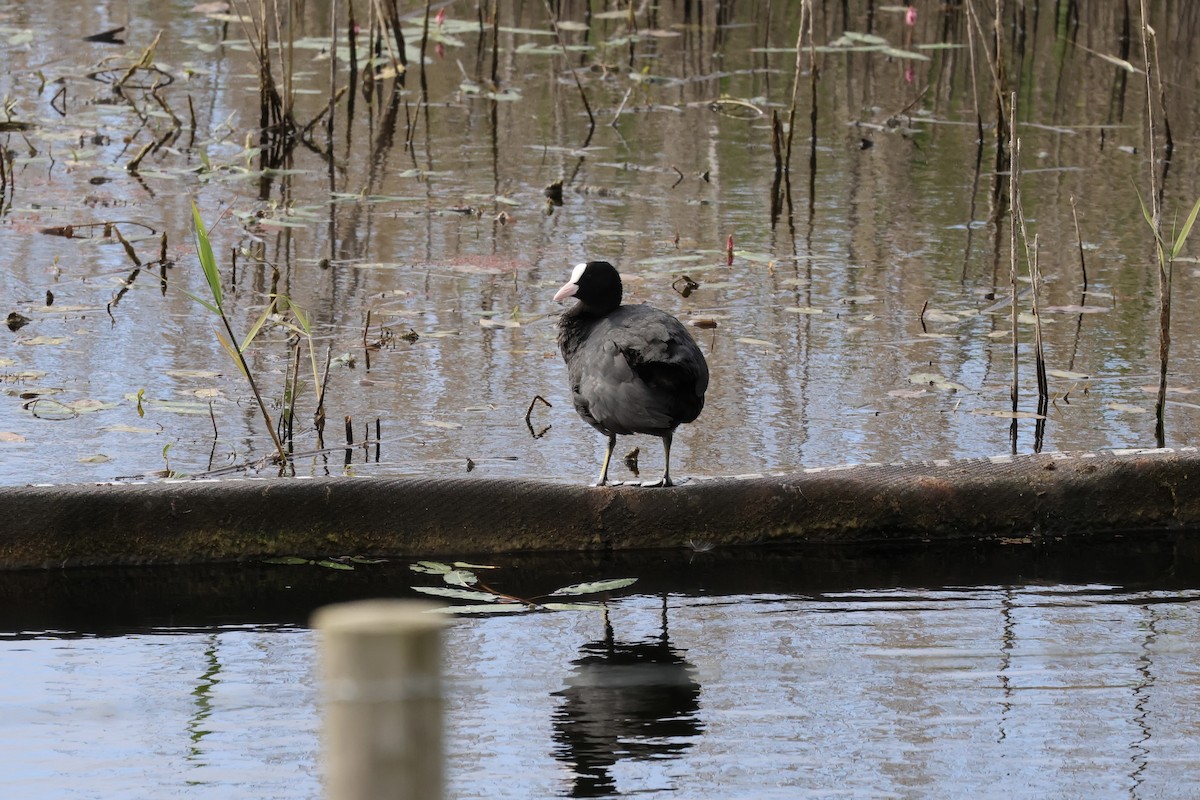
<box><xmin>557</xmin><ymin>303</ymin><xmax>607</xmax><ymax>360</ymax></box>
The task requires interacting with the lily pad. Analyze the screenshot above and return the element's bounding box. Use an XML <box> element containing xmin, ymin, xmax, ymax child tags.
<box><xmin>971</xmin><ymin>409</ymin><xmax>1046</xmax><ymax>420</ymax></box>
<box><xmin>550</xmin><ymin>577</ymin><xmax>637</xmax><ymax>596</ymax></box>
<box><xmin>412</xmin><ymin>586</ymin><xmax>499</xmax><ymax>602</ymax></box>
<box><xmin>428</xmin><ymin>604</ymin><xmax>529</xmax><ymax>615</ymax></box>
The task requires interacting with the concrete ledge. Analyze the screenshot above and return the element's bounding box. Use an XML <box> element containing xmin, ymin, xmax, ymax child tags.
<box><xmin>2</xmin><ymin>448</ymin><xmax>1198</xmax><ymax>570</ymax></box>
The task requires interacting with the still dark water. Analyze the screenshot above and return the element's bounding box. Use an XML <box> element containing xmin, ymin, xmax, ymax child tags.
<box><xmin>2</xmin><ymin>540</ymin><xmax>1200</xmax><ymax>799</ymax></box>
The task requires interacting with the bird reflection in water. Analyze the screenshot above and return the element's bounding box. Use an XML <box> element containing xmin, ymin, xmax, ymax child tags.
<box><xmin>551</xmin><ymin>597</ymin><xmax>702</xmax><ymax>797</ymax></box>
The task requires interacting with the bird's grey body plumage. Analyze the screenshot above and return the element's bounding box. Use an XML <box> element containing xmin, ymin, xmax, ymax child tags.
<box><xmin>554</xmin><ymin>260</ymin><xmax>708</xmax><ymax>486</ymax></box>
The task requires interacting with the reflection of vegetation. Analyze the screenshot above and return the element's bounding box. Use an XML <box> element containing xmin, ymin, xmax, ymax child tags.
<box><xmin>410</xmin><ymin>561</ymin><xmax>637</xmax><ymax>614</ymax></box>
<box><xmin>185</xmin><ymin>633</ymin><xmax>221</xmax><ymax>761</ymax></box>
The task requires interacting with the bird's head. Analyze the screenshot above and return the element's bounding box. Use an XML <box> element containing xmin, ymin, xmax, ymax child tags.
<box><xmin>553</xmin><ymin>261</ymin><xmax>623</xmax><ymax>314</ymax></box>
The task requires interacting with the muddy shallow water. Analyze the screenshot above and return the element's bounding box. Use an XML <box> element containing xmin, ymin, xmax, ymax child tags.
<box><xmin>2</xmin><ymin>539</ymin><xmax>1200</xmax><ymax>799</ymax></box>
<box><xmin>2</xmin><ymin>1</ymin><xmax>1199</xmax><ymax>486</ymax></box>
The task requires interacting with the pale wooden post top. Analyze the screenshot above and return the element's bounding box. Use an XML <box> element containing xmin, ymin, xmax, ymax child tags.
<box><xmin>312</xmin><ymin>599</ymin><xmax>447</xmax><ymax>634</ymax></box>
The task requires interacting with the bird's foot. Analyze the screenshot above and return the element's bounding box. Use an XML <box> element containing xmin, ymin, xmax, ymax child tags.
<box><xmin>640</xmin><ymin>477</ymin><xmax>674</xmax><ymax>488</ymax></box>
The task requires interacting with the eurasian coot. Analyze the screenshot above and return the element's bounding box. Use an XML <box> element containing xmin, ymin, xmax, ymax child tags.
<box><xmin>554</xmin><ymin>261</ymin><xmax>709</xmax><ymax>487</ymax></box>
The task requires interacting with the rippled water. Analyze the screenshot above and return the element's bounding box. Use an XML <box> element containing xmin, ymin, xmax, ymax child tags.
<box><xmin>3</xmin><ymin>542</ymin><xmax>1199</xmax><ymax>798</ymax></box>
<box><xmin>2</xmin><ymin>2</ymin><xmax>1200</xmax><ymax>485</ymax></box>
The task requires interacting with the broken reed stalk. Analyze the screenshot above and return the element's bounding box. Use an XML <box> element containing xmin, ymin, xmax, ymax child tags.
<box><xmin>1030</xmin><ymin>234</ymin><xmax>1048</xmax><ymax>405</ymax></box>
<box><xmin>285</xmin><ymin>341</ymin><xmax>302</xmax><ymax>449</ymax></box>
<box><xmin>1006</xmin><ymin>92</ymin><xmax>1047</xmax><ymax>415</ymax></box>
<box><xmin>1069</xmin><ymin>195</ymin><xmax>1088</xmax><ymax>290</ymax></box>
<box><xmin>418</xmin><ymin>0</ymin><xmax>431</xmax><ymax>102</ymax></box>
<box><xmin>1149</xmin><ymin>23</ymin><xmax>1173</xmax><ymax>176</ymax></box>
<box><xmin>490</xmin><ymin>0</ymin><xmax>499</xmax><ymax>89</ymax></box>
<box><xmin>541</xmin><ymin>0</ymin><xmax>596</xmax><ymax>136</ymax></box>
<box><xmin>1136</xmin><ymin>0</ymin><xmax>1167</xmax><ymax>446</ymax></box>
<box><xmin>315</xmin><ymin>343</ymin><xmax>333</xmax><ymax>448</ymax></box>
<box><xmin>187</xmin><ymin>94</ymin><xmax>197</xmax><ymax>148</ymax></box>
<box><xmin>1007</xmin><ymin>92</ymin><xmax>1019</xmax><ymax>418</ymax></box>
<box><xmin>964</xmin><ymin>3</ymin><xmax>984</xmax><ymax>144</ymax></box>
<box><xmin>327</xmin><ymin>0</ymin><xmax>337</xmax><ymax>147</ymax></box>
<box><xmin>781</xmin><ymin>0</ymin><xmax>808</xmax><ymax>176</ymax></box>
<box><xmin>991</xmin><ymin>0</ymin><xmax>1009</xmax><ymax>176</ymax></box>
<box><xmin>964</xmin><ymin>0</ymin><xmax>1006</xmax><ymax>189</ymax></box>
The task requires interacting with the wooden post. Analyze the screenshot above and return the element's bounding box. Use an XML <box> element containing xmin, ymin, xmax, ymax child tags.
<box><xmin>312</xmin><ymin>600</ymin><xmax>446</xmax><ymax>800</ymax></box>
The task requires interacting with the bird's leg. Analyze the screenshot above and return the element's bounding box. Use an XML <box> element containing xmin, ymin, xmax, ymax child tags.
<box><xmin>595</xmin><ymin>433</ymin><xmax>617</xmax><ymax>486</ymax></box>
<box><xmin>642</xmin><ymin>432</ymin><xmax>674</xmax><ymax>487</ymax></box>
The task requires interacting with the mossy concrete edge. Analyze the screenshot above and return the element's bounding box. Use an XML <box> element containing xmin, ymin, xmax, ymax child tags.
<box><xmin>1</xmin><ymin>448</ymin><xmax>1197</xmax><ymax>569</ymax></box>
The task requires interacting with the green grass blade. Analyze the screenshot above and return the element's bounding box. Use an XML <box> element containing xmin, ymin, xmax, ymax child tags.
<box><xmin>191</xmin><ymin>200</ymin><xmax>222</xmax><ymax>310</ymax></box>
<box><xmin>240</xmin><ymin>299</ymin><xmax>277</xmax><ymax>351</ymax></box>
<box><xmin>1171</xmin><ymin>196</ymin><xmax>1200</xmax><ymax>260</ymax></box>
<box><xmin>286</xmin><ymin>297</ymin><xmax>311</xmax><ymax>335</ymax></box>
<box><xmin>182</xmin><ymin>290</ymin><xmax>220</xmax><ymax>315</ymax></box>
<box><xmin>1135</xmin><ymin>187</ymin><xmax>1165</xmax><ymax>247</ymax></box>
<box><xmin>214</xmin><ymin>328</ymin><xmax>249</xmax><ymax>378</ymax></box>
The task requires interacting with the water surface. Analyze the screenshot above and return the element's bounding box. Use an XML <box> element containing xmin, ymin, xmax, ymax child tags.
<box><xmin>2</xmin><ymin>540</ymin><xmax>1199</xmax><ymax>798</ymax></box>
<box><xmin>2</xmin><ymin>2</ymin><xmax>1199</xmax><ymax>485</ymax></box>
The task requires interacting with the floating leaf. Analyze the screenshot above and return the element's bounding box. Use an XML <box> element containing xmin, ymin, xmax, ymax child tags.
<box><xmin>1047</xmin><ymin>369</ymin><xmax>1090</xmax><ymax>380</ymax></box>
<box><xmin>971</xmin><ymin>409</ymin><xmax>1046</xmax><ymax>420</ymax></box>
<box><xmin>0</xmin><ymin>432</ymin><xmax>26</xmax><ymax>443</ymax></box>
<box><xmin>638</xmin><ymin>254</ymin><xmax>704</xmax><ymax>266</ymax></box>
<box><xmin>922</xmin><ymin>309</ymin><xmax>964</xmax><ymax>324</ymax></box>
<box><xmin>1042</xmin><ymin>305</ymin><xmax>1110</xmax><ymax>314</ymax></box>
<box><xmin>410</xmin><ymin>561</ymin><xmax>453</xmax><ymax>574</ymax></box>
<box><xmin>550</xmin><ymin>577</ymin><xmax>638</xmax><ymax>596</ymax></box>
<box><xmin>1093</xmin><ymin>51</ymin><xmax>1137</xmax><ymax>73</ymax></box>
<box><xmin>124</xmin><ymin>394</ymin><xmax>218</xmax><ymax>415</ymax></box>
<box><xmin>413</xmin><ymin>586</ymin><xmax>499</xmax><ymax>602</ymax></box>
<box><xmin>263</xmin><ymin>556</ymin><xmax>311</xmax><ymax>565</ymax></box>
<box><xmin>838</xmin><ymin>31</ymin><xmax>889</xmax><ymax>45</ymax></box>
<box><xmin>908</xmin><ymin>373</ymin><xmax>969</xmax><ymax>392</ymax></box>
<box><xmin>317</xmin><ymin>559</ymin><xmax>355</xmax><ymax>571</ymax></box>
<box><xmin>881</xmin><ymin>47</ymin><xmax>931</xmax><ymax>61</ymax></box>
<box><xmin>78</xmin><ymin>454</ymin><xmax>111</xmax><ymax>463</ymax></box>
<box><xmin>67</xmin><ymin>399</ymin><xmax>119</xmax><ymax>413</ymax></box>
<box><xmin>542</xmin><ymin>602</ymin><xmax>606</xmax><ymax>611</ymax></box>
<box><xmin>480</xmin><ymin>318</ymin><xmax>520</xmax><ymax>329</ymax></box>
<box><xmin>428</xmin><ymin>604</ymin><xmax>530</xmax><ymax>615</ymax></box>
<box><xmin>736</xmin><ymin>337</ymin><xmax>777</xmax><ymax>348</ymax></box>
<box><xmin>732</xmin><ymin>250</ymin><xmax>775</xmax><ymax>263</ymax></box>
<box><xmin>453</xmin><ymin>561</ymin><xmax>498</xmax><ymax>570</ymax></box>
<box><xmin>443</xmin><ymin>569</ymin><xmax>478</xmax><ymax>587</ymax></box>
<box><xmin>1107</xmin><ymin>403</ymin><xmax>1149</xmax><ymax>414</ymax></box>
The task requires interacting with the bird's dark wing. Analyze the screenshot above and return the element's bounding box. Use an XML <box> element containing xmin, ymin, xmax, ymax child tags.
<box><xmin>583</xmin><ymin>306</ymin><xmax>709</xmax><ymax>431</ymax></box>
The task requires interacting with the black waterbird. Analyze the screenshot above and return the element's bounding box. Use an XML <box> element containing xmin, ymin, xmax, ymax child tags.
<box><xmin>554</xmin><ymin>261</ymin><xmax>709</xmax><ymax>487</ymax></box>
